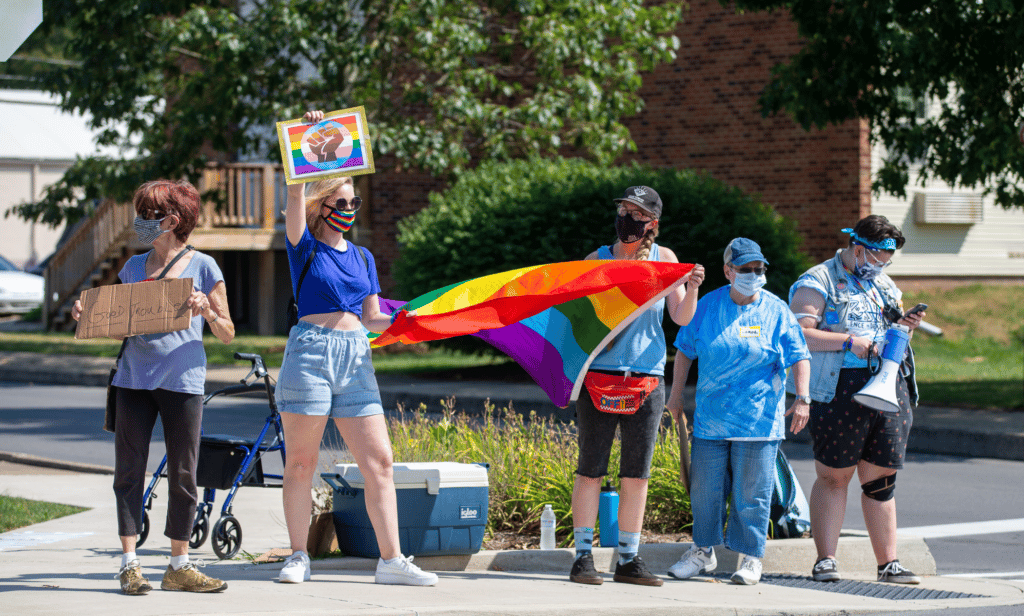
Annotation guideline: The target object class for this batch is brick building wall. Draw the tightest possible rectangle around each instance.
[365,1,871,296]
[622,0,871,262]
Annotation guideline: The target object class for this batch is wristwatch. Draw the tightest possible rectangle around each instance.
[795,395,812,404]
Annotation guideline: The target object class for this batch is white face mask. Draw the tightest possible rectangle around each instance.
[732,271,767,297]
[853,250,886,280]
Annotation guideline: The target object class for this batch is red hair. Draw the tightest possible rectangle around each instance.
[133,180,200,243]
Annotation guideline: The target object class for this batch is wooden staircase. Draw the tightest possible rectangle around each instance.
[45,198,137,331]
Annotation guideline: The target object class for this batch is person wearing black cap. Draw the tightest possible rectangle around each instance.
[788,215,925,585]
[567,186,705,587]
[665,237,811,586]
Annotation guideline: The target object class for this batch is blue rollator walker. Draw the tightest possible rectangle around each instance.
[135,352,285,559]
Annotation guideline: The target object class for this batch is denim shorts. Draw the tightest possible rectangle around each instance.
[575,372,665,480]
[275,322,384,418]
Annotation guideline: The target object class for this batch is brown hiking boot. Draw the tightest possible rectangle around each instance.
[118,560,152,595]
[160,562,228,592]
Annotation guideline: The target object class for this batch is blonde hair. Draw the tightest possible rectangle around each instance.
[305,176,355,240]
[615,226,659,261]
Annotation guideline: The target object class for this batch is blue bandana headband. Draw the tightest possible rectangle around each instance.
[842,228,897,251]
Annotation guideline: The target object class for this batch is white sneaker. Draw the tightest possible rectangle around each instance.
[278,551,311,583]
[667,546,716,579]
[731,554,762,585]
[375,555,438,586]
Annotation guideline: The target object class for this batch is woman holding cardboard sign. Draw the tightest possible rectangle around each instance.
[71,179,235,595]
[273,110,437,587]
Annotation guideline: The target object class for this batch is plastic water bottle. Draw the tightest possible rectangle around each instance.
[599,481,619,547]
[539,504,556,550]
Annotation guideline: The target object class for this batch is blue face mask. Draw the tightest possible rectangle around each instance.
[133,216,168,244]
[732,272,767,296]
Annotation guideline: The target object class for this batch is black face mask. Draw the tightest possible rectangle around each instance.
[615,213,648,243]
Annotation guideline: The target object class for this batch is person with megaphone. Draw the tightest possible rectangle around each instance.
[787,215,926,585]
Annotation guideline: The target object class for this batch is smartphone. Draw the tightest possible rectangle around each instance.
[905,303,928,317]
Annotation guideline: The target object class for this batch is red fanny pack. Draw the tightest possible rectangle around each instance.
[584,372,659,414]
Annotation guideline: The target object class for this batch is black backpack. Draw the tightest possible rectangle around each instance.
[287,242,370,329]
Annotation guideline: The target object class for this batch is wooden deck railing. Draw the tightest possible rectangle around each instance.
[44,163,286,327]
[198,163,285,229]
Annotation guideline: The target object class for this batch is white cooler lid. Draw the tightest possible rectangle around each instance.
[332,461,489,494]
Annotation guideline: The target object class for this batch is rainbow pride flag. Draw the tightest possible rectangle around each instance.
[287,115,365,176]
[374,260,693,407]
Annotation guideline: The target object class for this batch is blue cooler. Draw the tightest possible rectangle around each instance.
[323,462,489,558]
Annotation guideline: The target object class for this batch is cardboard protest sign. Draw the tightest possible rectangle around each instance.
[276,106,376,185]
[75,278,193,339]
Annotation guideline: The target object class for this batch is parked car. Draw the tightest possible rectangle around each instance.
[0,255,45,315]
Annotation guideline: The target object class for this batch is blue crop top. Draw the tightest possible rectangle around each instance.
[287,227,381,318]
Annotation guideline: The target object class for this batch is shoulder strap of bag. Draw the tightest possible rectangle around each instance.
[295,242,318,298]
[355,244,369,271]
[156,245,195,281]
[116,245,194,358]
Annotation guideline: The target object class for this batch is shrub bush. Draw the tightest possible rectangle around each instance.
[394,156,812,303]
[381,400,692,546]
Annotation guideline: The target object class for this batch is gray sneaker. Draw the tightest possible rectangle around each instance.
[877,560,921,584]
[812,557,840,582]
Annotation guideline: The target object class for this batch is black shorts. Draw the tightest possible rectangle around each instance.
[809,368,913,470]
[575,373,665,480]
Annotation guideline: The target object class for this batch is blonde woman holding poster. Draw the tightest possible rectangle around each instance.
[274,110,436,587]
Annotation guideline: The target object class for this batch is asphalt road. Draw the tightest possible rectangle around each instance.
[2,381,1023,585]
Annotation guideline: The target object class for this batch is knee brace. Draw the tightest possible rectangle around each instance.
[862,473,896,502]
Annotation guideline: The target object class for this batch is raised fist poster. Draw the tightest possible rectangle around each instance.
[276,106,376,184]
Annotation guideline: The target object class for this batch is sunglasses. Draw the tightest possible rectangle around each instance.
[731,264,768,275]
[616,204,654,222]
[327,196,361,211]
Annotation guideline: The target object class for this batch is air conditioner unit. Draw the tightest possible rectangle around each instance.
[913,192,983,224]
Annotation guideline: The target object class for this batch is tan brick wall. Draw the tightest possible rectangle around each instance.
[366,1,871,295]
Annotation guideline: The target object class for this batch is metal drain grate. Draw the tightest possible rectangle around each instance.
[758,573,990,600]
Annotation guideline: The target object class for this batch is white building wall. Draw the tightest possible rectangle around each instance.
[871,139,1024,279]
[0,89,126,270]
[0,161,68,269]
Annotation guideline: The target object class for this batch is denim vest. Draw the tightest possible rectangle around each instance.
[786,250,909,403]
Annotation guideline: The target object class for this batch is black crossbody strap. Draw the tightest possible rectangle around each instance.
[116,245,193,360]
[295,242,318,300]
[155,244,195,281]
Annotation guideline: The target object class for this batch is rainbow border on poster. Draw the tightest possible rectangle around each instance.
[276,106,376,185]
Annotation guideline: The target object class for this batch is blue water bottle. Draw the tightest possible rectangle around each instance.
[599,481,619,547]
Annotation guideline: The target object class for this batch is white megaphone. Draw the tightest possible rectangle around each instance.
[852,323,910,415]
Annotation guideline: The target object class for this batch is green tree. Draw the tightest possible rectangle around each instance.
[11,0,684,227]
[732,0,1024,209]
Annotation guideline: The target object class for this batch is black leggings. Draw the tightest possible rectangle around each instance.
[113,387,203,542]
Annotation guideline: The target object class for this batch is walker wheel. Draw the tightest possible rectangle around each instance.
[137,512,150,548]
[189,511,210,549]
[211,515,242,560]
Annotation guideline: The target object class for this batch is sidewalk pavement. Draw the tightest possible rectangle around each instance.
[2,350,1023,460]
[3,462,1023,616]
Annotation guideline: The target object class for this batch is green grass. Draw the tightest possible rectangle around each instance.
[0,494,88,532]
[901,285,1024,410]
